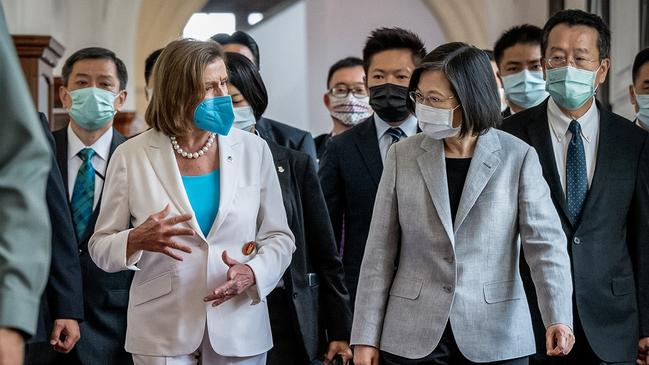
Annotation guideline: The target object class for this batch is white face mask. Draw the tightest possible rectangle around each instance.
[233,106,256,133]
[328,94,373,126]
[415,101,461,140]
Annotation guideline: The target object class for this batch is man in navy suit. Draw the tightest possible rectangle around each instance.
[319,27,426,307]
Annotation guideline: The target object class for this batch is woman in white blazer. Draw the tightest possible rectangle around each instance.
[88,39,295,365]
[351,43,575,365]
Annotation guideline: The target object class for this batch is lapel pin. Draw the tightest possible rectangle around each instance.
[227,156,232,162]
[277,166,285,173]
[242,241,257,256]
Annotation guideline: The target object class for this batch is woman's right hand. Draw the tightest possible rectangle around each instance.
[353,345,379,365]
[126,204,195,261]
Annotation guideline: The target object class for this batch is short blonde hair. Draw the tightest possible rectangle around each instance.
[145,38,225,137]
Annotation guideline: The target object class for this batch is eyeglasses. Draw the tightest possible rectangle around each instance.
[329,86,368,98]
[408,91,456,107]
[546,55,598,69]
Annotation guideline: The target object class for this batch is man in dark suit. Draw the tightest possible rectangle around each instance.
[211,31,318,162]
[501,10,649,365]
[319,27,426,307]
[38,47,133,365]
[315,57,371,162]
[26,114,84,363]
[629,47,649,131]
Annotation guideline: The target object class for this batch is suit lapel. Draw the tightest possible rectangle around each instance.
[353,116,383,186]
[453,129,502,232]
[206,133,241,239]
[577,107,613,227]
[144,130,204,240]
[526,102,571,225]
[417,137,454,245]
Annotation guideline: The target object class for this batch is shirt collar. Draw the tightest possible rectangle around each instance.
[547,97,599,143]
[67,125,113,161]
[374,113,418,140]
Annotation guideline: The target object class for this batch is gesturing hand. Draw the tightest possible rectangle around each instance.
[546,324,575,356]
[637,337,649,365]
[204,251,256,307]
[127,204,195,261]
[324,341,353,364]
[353,345,379,365]
[50,319,80,353]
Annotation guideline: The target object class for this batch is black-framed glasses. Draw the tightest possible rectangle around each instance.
[329,85,368,98]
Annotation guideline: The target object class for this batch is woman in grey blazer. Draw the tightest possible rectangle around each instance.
[351,43,575,365]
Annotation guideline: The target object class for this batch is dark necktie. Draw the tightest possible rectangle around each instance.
[386,127,406,145]
[71,148,96,239]
[566,120,588,223]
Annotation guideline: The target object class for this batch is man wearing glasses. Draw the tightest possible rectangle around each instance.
[502,9,649,365]
[316,57,372,161]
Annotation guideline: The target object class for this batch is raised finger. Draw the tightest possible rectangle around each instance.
[204,280,236,301]
[153,204,171,219]
[162,240,193,254]
[160,247,185,261]
[162,213,193,226]
[164,227,195,237]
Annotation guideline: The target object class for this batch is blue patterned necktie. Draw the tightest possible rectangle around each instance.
[71,148,96,239]
[566,120,588,223]
[386,127,406,145]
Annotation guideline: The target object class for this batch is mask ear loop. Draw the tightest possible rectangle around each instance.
[592,61,604,94]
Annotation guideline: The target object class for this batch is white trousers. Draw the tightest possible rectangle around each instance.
[132,326,267,365]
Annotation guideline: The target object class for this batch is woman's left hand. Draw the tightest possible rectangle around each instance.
[324,341,353,364]
[204,251,256,306]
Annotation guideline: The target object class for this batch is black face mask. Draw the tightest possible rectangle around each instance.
[369,83,411,123]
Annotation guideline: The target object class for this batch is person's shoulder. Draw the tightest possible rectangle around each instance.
[329,116,374,146]
[500,100,548,134]
[490,128,531,153]
[262,117,310,138]
[602,109,648,143]
[114,128,154,153]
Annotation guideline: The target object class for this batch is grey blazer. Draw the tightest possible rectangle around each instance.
[350,128,573,362]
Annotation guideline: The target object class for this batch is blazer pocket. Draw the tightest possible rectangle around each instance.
[483,280,524,303]
[611,276,635,296]
[131,272,172,306]
[389,276,423,300]
[104,289,130,309]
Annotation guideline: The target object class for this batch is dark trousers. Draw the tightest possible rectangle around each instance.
[380,323,528,365]
[25,343,83,365]
[266,287,311,365]
[529,311,634,365]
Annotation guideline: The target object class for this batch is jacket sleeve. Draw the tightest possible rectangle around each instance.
[518,146,573,330]
[318,139,345,251]
[40,114,84,321]
[0,3,52,337]
[245,142,296,303]
[349,145,400,347]
[299,154,352,342]
[629,133,649,338]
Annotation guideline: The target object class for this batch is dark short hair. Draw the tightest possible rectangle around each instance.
[225,52,268,121]
[542,9,610,60]
[144,48,163,85]
[211,31,260,68]
[326,57,363,88]
[494,24,543,66]
[407,42,501,138]
[62,47,128,90]
[362,27,426,73]
[632,48,649,84]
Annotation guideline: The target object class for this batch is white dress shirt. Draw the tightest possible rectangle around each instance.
[375,113,419,161]
[547,97,600,193]
[67,125,113,209]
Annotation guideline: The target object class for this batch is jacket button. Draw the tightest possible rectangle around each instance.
[573,237,581,245]
[78,249,83,253]
[443,285,453,293]
[292,292,298,299]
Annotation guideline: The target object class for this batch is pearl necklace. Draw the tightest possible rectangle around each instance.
[170,133,216,159]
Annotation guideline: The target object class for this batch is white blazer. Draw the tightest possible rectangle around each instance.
[88,128,295,357]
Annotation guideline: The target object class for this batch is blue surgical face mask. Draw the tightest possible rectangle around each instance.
[194,95,235,135]
[502,70,549,109]
[546,65,600,110]
[233,106,256,133]
[636,94,649,129]
[67,87,118,130]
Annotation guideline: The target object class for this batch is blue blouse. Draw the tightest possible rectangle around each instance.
[181,169,220,236]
